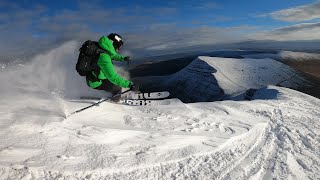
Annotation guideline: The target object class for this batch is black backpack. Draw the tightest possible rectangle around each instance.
[76,40,107,76]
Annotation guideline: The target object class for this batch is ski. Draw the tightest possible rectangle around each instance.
[79,91,170,101]
[122,91,170,100]
[76,91,170,106]
[122,99,160,106]
[72,98,165,106]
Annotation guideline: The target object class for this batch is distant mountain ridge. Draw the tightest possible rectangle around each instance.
[133,56,312,102]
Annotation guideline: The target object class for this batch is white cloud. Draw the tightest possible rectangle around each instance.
[3,0,320,59]
[0,0,252,58]
[125,26,248,54]
[252,22,320,41]
[270,2,320,22]
[147,44,169,50]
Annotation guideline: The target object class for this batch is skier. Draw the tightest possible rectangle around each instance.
[85,33,139,101]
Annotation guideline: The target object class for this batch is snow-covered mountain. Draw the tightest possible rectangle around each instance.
[0,42,319,179]
[135,56,312,102]
[241,50,320,81]
[242,50,320,62]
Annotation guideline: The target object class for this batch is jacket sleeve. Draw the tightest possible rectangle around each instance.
[110,51,125,61]
[97,53,132,88]
[98,36,125,61]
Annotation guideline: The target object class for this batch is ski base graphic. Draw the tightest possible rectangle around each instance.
[123,99,153,106]
[122,91,170,100]
[78,91,170,106]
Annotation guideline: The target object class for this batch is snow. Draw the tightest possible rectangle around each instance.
[135,55,311,102]
[279,50,320,62]
[0,42,319,179]
[242,50,320,62]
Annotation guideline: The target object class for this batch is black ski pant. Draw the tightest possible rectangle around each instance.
[95,80,122,102]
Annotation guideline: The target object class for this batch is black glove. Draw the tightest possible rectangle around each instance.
[129,83,139,92]
[124,56,131,62]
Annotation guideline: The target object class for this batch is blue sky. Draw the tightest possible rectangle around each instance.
[1,0,320,56]
[2,0,315,29]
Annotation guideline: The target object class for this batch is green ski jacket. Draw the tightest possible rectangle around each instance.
[86,36,132,89]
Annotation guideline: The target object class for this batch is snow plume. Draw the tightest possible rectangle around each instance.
[113,49,133,80]
[0,41,103,99]
[0,41,108,125]
[0,40,136,119]
[115,49,133,80]
[120,49,134,58]
[114,65,131,80]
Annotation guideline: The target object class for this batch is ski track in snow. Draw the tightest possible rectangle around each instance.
[0,44,319,179]
[1,86,319,179]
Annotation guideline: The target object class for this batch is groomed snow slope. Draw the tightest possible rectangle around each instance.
[0,42,319,179]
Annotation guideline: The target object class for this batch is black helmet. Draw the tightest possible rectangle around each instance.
[107,33,124,50]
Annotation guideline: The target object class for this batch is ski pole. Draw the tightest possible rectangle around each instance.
[65,89,131,118]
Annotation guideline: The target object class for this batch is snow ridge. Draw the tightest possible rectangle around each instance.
[136,56,311,102]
